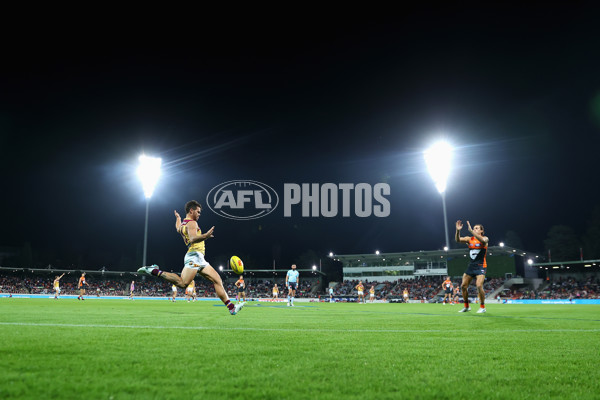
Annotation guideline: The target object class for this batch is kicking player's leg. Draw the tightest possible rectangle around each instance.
[199,265,243,315]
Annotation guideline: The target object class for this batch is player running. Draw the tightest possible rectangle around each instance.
[53,273,65,299]
[286,264,299,307]
[137,200,244,315]
[441,277,453,305]
[455,220,489,313]
[129,280,135,300]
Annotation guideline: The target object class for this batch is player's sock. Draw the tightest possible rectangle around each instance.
[224,299,235,312]
[150,268,162,277]
[480,304,485,309]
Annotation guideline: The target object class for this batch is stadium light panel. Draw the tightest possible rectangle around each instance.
[137,155,162,199]
[424,141,452,194]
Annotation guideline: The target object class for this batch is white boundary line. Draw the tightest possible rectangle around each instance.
[0,322,598,333]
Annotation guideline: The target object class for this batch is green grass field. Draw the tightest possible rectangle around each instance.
[1,299,599,399]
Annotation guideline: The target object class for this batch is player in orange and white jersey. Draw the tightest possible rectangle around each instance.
[77,273,87,300]
[235,275,246,303]
[441,277,453,305]
[455,220,488,313]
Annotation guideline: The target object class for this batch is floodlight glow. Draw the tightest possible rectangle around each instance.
[219,265,223,271]
[329,252,334,257]
[375,250,380,255]
[137,155,162,198]
[424,141,453,194]
[499,242,505,247]
[443,246,449,251]
[527,259,533,265]
[312,265,317,270]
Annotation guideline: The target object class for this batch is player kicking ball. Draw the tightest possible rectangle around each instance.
[455,220,488,314]
[137,200,244,315]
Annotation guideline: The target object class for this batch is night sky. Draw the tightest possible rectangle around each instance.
[2,6,599,270]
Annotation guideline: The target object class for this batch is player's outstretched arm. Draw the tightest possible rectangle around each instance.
[467,221,488,244]
[455,220,469,243]
[174,210,182,233]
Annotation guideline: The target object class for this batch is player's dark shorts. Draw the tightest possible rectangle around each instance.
[465,262,486,277]
[237,287,245,293]
[288,282,297,290]
[444,289,452,294]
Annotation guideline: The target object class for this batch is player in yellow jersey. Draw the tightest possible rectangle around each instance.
[137,200,244,315]
[403,288,409,303]
[355,281,365,304]
[171,284,177,302]
[185,280,195,302]
[53,273,65,299]
[272,284,279,302]
[369,285,375,303]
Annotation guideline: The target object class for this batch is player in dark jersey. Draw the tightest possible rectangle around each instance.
[455,220,488,313]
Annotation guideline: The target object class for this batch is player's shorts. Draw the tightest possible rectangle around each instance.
[445,289,452,294]
[273,292,278,296]
[55,288,61,293]
[288,282,297,290]
[184,251,210,271]
[237,288,245,293]
[357,291,364,296]
[370,293,375,298]
[186,288,193,295]
[465,262,486,277]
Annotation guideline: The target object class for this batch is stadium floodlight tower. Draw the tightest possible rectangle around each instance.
[137,154,162,268]
[424,141,453,251]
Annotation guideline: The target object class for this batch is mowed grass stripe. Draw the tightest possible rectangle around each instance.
[1,322,599,333]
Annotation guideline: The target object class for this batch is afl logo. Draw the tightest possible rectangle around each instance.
[206,180,279,220]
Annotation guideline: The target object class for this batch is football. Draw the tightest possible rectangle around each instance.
[230,256,244,274]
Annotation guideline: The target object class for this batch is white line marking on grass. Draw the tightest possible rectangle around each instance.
[1,322,599,334]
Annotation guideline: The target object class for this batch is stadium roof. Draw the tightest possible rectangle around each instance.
[330,246,540,265]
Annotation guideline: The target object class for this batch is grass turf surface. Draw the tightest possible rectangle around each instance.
[1,299,599,399]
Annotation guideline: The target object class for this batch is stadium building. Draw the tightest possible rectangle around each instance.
[331,245,540,282]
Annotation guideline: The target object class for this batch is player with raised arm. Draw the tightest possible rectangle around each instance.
[137,200,244,315]
[53,273,65,299]
[455,220,489,313]
[286,264,299,307]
